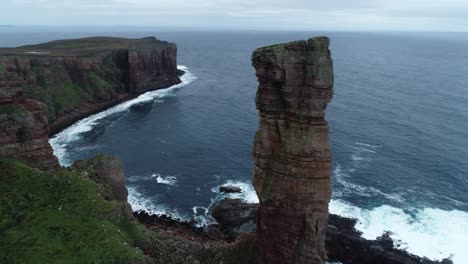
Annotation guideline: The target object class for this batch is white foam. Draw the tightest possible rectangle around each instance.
[351,146,376,153]
[330,199,467,263]
[152,173,177,186]
[211,180,259,204]
[127,185,189,220]
[355,141,381,148]
[49,65,197,166]
[334,165,404,203]
[192,205,216,228]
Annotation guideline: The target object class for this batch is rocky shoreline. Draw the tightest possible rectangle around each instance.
[212,198,453,264]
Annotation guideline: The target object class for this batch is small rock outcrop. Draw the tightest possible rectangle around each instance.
[212,198,257,239]
[0,36,181,134]
[251,37,334,263]
[73,156,134,221]
[219,186,243,193]
[0,95,58,169]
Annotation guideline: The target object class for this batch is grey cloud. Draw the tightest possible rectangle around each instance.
[3,0,468,31]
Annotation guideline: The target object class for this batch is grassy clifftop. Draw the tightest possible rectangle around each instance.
[0,36,171,57]
[0,159,150,263]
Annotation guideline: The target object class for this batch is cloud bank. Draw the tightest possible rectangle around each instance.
[3,0,468,31]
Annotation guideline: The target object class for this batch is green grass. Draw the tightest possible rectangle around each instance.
[0,104,27,115]
[31,65,45,76]
[0,63,6,75]
[88,72,118,100]
[49,82,84,114]
[0,36,172,57]
[0,159,147,264]
[252,43,287,63]
[24,85,57,121]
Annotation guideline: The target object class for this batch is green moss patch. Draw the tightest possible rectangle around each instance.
[0,104,27,115]
[252,43,287,63]
[24,85,57,121]
[0,159,147,264]
[49,82,84,114]
[0,64,6,76]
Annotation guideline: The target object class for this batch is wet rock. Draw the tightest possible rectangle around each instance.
[219,186,242,193]
[212,198,257,239]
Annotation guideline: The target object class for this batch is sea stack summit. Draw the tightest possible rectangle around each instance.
[251,37,334,263]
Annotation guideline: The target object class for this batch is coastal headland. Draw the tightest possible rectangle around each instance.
[0,36,453,264]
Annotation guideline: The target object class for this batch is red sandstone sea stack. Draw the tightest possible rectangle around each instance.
[251,36,334,264]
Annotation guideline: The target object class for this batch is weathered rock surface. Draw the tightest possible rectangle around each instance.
[251,37,334,263]
[0,36,181,134]
[73,156,134,221]
[0,95,58,169]
[212,198,257,239]
[212,199,452,264]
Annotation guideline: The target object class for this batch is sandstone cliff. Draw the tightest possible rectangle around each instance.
[0,96,58,169]
[0,36,180,134]
[251,37,334,264]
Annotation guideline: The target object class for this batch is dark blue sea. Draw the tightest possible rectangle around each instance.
[1,27,467,263]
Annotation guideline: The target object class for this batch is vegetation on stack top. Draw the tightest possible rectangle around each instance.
[0,158,149,264]
[0,36,171,57]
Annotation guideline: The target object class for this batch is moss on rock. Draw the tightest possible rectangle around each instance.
[0,63,6,76]
[0,104,27,115]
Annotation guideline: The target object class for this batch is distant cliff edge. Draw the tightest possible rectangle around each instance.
[0,36,182,134]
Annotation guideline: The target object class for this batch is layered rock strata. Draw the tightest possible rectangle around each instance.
[251,37,334,263]
[0,95,58,169]
[0,36,180,134]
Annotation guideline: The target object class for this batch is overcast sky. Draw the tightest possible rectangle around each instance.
[2,0,468,31]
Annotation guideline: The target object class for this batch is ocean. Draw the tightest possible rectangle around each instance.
[1,27,467,263]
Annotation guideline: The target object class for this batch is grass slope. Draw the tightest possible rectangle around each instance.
[0,159,147,264]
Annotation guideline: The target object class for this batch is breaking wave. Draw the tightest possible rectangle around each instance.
[231,179,465,263]
[154,174,177,186]
[127,186,189,220]
[126,173,178,186]
[330,199,466,263]
[49,65,197,166]
[211,180,259,204]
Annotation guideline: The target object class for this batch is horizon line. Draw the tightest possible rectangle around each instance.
[0,25,467,34]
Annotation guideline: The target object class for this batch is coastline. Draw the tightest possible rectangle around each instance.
[49,77,183,136]
[49,65,194,167]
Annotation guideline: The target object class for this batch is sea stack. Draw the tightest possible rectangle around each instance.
[251,37,334,263]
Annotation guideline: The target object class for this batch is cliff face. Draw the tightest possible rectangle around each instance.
[0,37,180,134]
[251,37,334,263]
[0,96,58,169]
